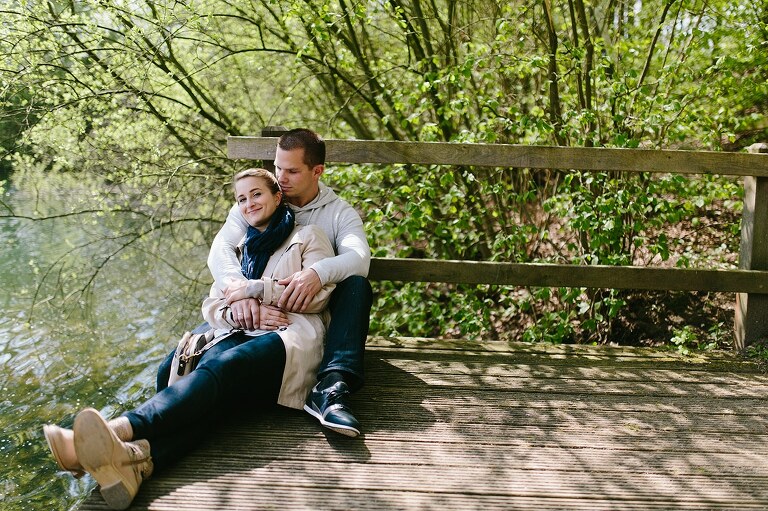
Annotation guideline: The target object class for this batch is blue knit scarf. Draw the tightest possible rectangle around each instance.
[240,204,295,279]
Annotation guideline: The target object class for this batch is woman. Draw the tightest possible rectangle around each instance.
[42,168,335,510]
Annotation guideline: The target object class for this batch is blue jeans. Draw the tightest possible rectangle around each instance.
[320,276,372,391]
[129,332,285,471]
[157,276,373,394]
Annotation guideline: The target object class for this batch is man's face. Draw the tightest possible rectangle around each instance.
[274,146,323,207]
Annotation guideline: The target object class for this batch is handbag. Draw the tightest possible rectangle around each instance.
[168,329,219,386]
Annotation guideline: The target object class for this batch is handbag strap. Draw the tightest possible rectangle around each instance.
[179,328,235,360]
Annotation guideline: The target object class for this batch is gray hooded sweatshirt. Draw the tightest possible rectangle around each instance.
[208,183,371,287]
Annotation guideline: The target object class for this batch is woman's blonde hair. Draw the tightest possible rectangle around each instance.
[232,168,280,196]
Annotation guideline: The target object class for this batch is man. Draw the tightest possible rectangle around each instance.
[207,128,372,437]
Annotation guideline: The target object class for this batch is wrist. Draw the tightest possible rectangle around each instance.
[245,280,264,299]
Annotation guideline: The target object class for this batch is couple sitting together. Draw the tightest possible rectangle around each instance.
[42,128,373,510]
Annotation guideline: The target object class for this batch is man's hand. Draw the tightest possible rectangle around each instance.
[278,269,322,312]
[229,298,260,330]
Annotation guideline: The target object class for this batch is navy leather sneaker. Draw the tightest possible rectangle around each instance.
[304,378,361,437]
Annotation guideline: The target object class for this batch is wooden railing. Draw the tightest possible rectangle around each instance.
[228,130,768,349]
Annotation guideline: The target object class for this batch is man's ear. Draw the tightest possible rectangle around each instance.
[312,164,325,179]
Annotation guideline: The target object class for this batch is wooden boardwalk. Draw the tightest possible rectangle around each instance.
[79,337,768,510]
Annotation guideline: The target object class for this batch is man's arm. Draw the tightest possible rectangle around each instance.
[236,225,336,314]
[308,205,370,285]
[208,203,248,286]
[279,207,370,312]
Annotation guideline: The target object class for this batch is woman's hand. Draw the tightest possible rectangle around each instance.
[229,298,260,330]
[259,304,290,330]
[228,300,290,331]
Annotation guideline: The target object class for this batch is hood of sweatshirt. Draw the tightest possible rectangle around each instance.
[289,183,338,224]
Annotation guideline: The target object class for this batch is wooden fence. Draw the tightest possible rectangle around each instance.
[228,130,768,349]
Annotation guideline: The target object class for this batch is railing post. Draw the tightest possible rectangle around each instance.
[260,126,288,172]
[735,142,768,350]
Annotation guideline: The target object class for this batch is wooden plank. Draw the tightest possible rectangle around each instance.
[736,143,768,347]
[366,357,768,385]
[210,421,768,457]
[125,460,768,503]
[354,394,768,432]
[380,370,768,398]
[364,337,764,374]
[368,257,768,293]
[174,426,768,469]
[365,336,725,360]
[78,339,768,511]
[227,136,768,176]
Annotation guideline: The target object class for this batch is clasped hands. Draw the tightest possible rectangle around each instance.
[223,268,322,331]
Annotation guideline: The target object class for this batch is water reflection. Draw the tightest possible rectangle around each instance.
[0,178,214,510]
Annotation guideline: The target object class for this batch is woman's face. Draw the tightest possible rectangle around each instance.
[235,176,282,231]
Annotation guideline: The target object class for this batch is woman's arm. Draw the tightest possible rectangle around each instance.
[201,288,240,331]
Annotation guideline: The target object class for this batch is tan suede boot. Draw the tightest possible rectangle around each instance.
[74,408,153,511]
[43,416,133,479]
[43,425,84,478]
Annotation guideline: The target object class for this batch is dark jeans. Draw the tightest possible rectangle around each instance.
[128,332,285,471]
[156,276,373,394]
[320,275,372,391]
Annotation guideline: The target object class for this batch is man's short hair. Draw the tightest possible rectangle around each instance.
[278,128,326,168]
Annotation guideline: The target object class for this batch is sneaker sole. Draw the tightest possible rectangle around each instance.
[303,404,360,437]
[73,408,136,510]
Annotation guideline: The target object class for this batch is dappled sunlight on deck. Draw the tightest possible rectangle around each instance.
[80,338,768,510]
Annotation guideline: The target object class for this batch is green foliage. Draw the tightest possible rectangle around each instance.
[670,325,719,355]
[745,339,768,371]
[0,0,762,347]
[546,172,742,268]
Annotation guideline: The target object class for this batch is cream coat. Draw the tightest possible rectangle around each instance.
[202,224,335,409]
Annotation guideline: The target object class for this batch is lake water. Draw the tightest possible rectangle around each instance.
[0,175,213,510]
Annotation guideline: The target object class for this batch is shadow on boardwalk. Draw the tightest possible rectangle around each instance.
[79,337,768,510]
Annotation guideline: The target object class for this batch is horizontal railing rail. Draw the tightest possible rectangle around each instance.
[367,258,768,293]
[228,136,768,176]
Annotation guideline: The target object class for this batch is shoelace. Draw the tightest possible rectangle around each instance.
[122,443,153,478]
[323,384,351,409]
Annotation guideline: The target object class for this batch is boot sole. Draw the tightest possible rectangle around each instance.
[43,425,85,478]
[73,408,136,510]
[303,404,360,437]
